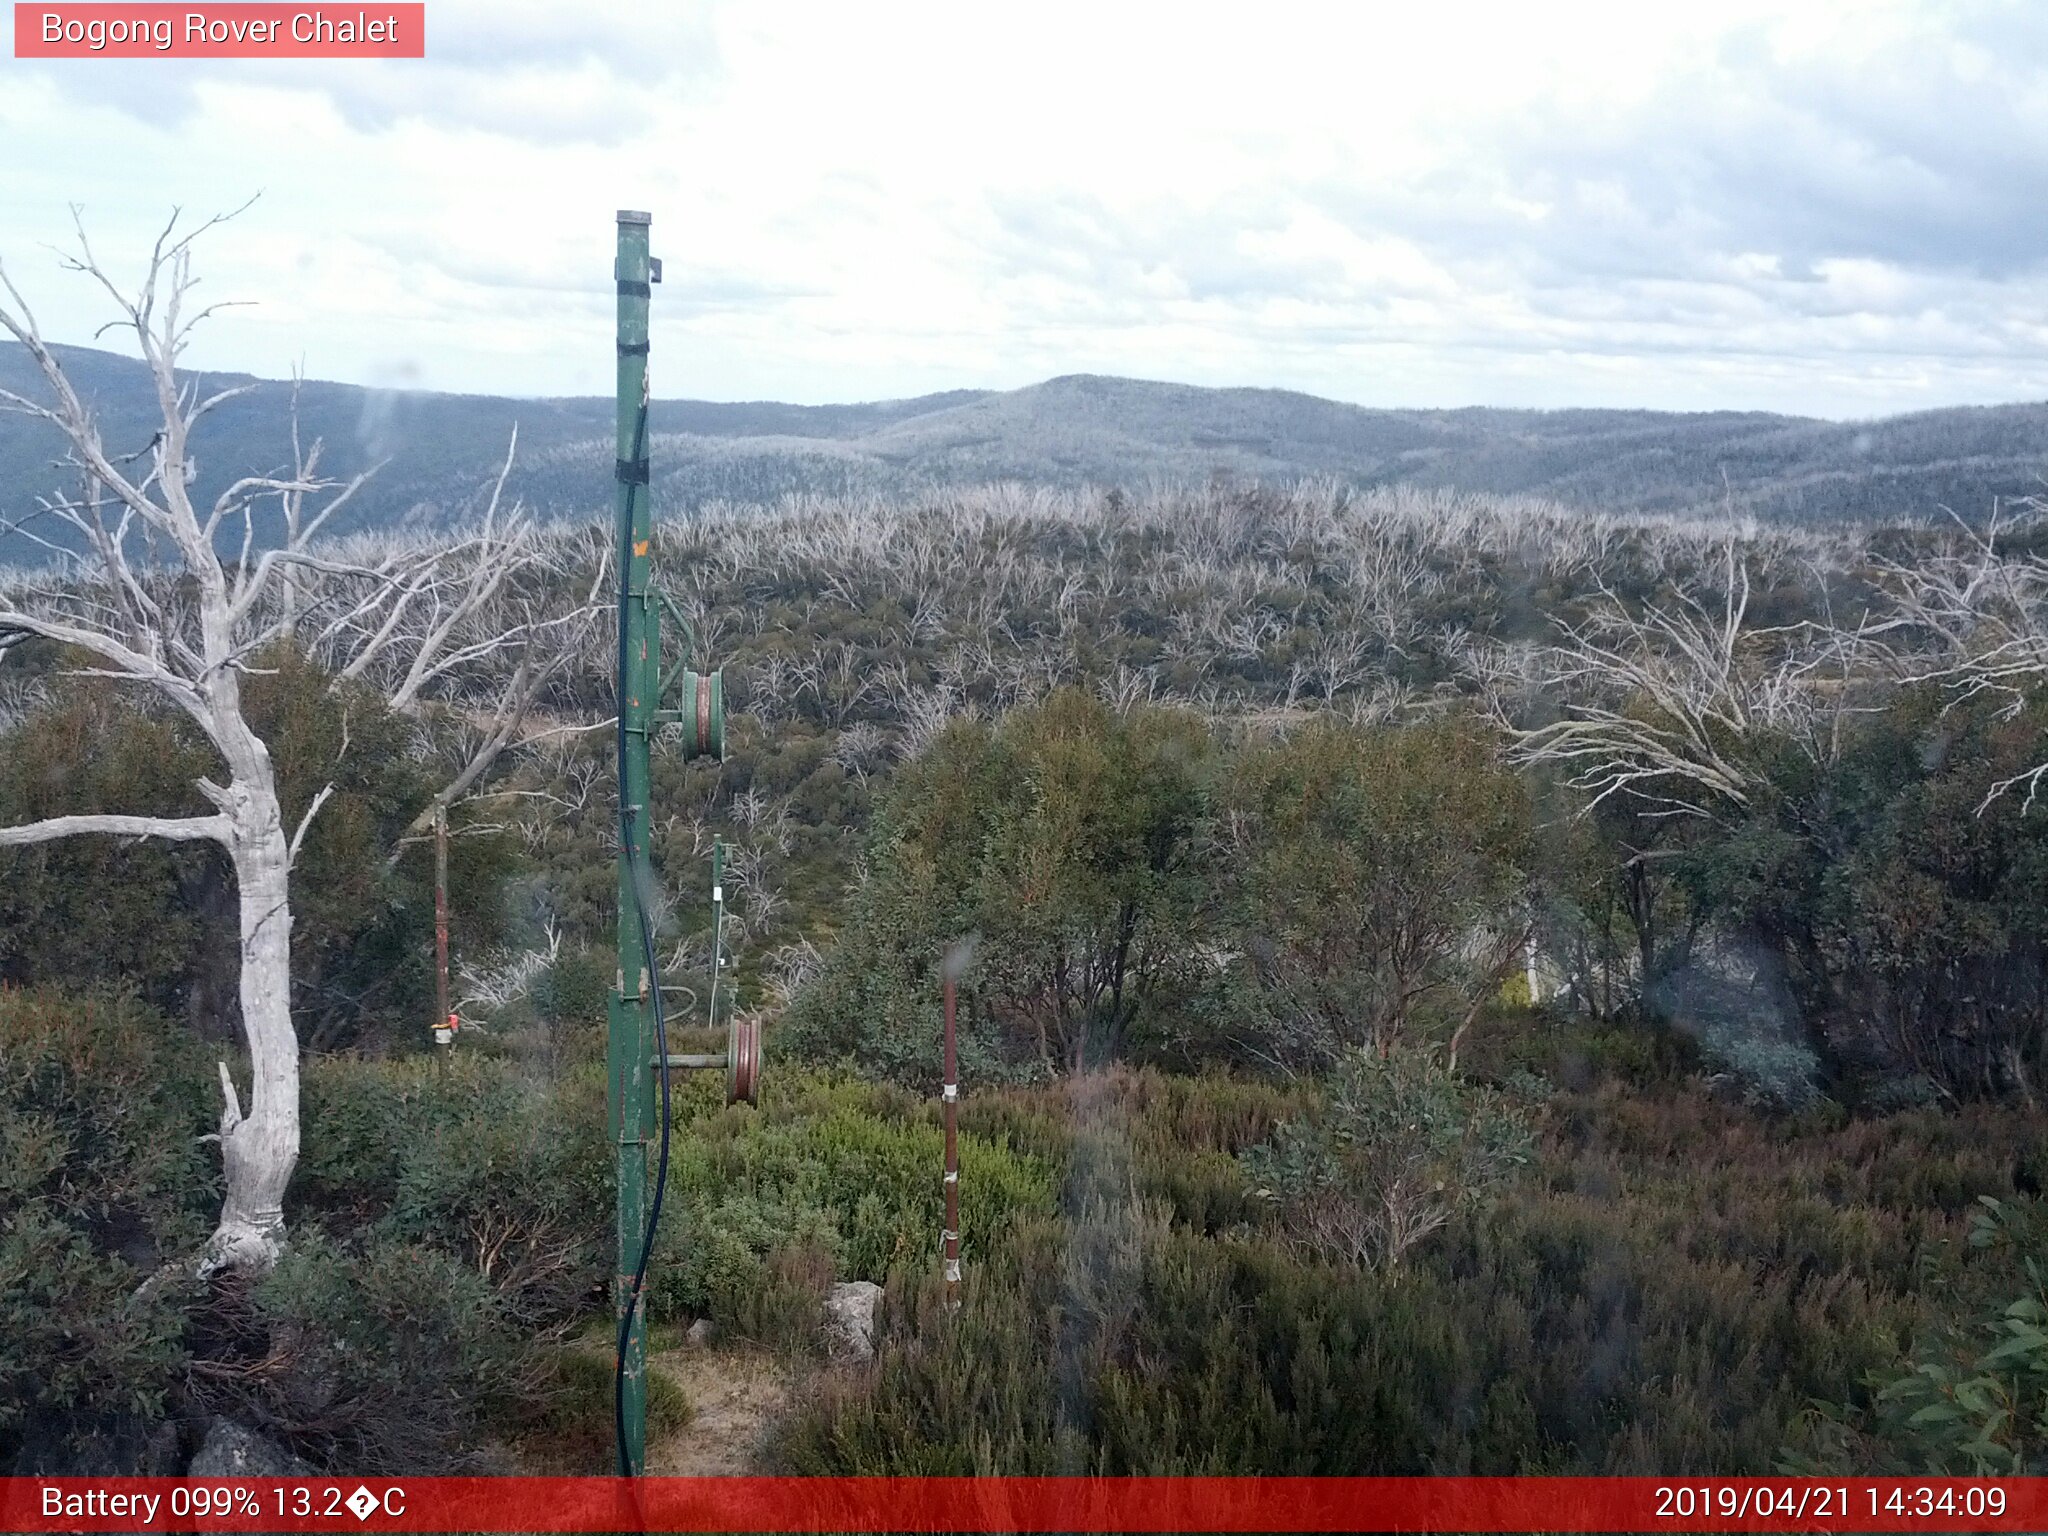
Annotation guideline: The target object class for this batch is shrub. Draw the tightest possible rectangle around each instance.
[0,988,211,1454]
[770,1056,2029,1476]
[648,1070,1058,1335]
[0,1207,191,1451]
[294,1053,610,1325]
[186,1229,544,1472]
[518,1342,692,1468]
[215,1051,616,1467]
[1794,1198,2048,1474]
[1240,1047,1533,1268]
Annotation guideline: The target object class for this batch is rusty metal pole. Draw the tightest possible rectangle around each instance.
[433,803,451,1047]
[942,969,960,1311]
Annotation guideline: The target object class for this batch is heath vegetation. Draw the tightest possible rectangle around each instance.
[5,232,2048,1475]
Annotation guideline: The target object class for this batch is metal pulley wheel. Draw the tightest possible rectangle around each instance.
[678,667,724,761]
[727,1013,761,1105]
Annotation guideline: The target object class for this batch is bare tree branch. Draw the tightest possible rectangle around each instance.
[0,811,229,846]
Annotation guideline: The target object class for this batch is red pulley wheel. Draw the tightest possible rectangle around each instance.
[727,1015,761,1105]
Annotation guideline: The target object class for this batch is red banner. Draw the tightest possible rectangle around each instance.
[13,4,424,58]
[1,1476,2042,1532]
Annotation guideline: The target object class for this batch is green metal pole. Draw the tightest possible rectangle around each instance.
[608,208,655,1477]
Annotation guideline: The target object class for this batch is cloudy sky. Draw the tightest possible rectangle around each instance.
[2,1,2044,418]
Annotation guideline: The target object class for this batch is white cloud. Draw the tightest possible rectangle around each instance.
[0,0,2043,417]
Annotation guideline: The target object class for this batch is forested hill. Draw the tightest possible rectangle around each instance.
[5,340,2046,562]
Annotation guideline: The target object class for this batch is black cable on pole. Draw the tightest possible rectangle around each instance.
[613,392,673,1479]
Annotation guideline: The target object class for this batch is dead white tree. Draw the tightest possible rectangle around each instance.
[302,454,607,844]
[829,719,893,780]
[1869,500,2048,810]
[1492,547,1858,1002]
[1500,549,1832,821]
[0,210,584,1275]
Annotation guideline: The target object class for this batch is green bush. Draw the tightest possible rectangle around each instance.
[0,988,210,1453]
[187,1229,542,1471]
[1240,1046,1532,1268]
[1793,1198,2048,1474]
[648,1069,1058,1336]
[770,1063,2032,1476]
[295,1052,610,1324]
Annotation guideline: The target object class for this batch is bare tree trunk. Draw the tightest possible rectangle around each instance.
[202,779,299,1274]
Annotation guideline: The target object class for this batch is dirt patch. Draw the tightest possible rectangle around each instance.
[645,1346,796,1476]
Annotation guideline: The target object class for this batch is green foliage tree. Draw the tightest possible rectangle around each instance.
[1218,716,1533,1066]
[1808,700,2048,1102]
[242,652,517,1052]
[974,691,1213,1072]
[0,649,516,1053]
[1693,690,2048,1102]
[0,684,216,1015]
[783,690,1213,1083]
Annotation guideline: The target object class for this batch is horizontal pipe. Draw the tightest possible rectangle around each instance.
[654,1053,728,1070]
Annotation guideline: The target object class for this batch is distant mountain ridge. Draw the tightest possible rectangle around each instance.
[4,341,2046,562]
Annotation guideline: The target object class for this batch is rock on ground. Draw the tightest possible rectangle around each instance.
[823,1280,883,1362]
[188,1418,316,1478]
